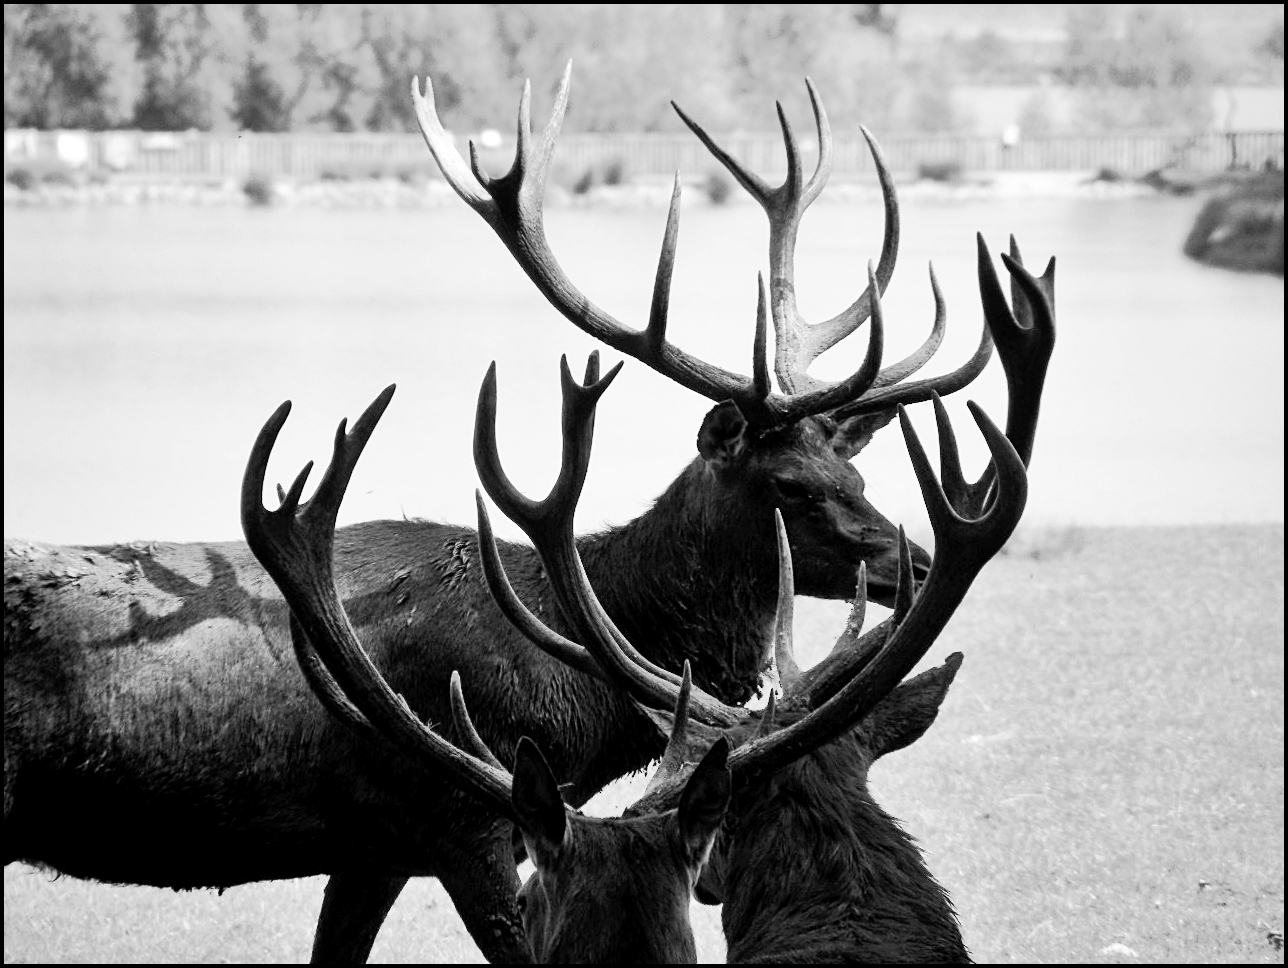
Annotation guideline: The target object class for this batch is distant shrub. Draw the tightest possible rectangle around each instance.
[5,159,80,189]
[600,157,626,186]
[571,168,596,195]
[5,167,36,191]
[704,170,733,205]
[243,173,274,207]
[916,160,963,183]
[393,163,420,185]
[41,167,74,187]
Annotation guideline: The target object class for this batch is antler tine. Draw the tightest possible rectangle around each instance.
[449,671,507,772]
[934,237,1056,518]
[672,86,995,427]
[474,355,622,543]
[242,389,517,816]
[986,234,1057,468]
[828,312,993,421]
[772,124,901,394]
[290,612,508,775]
[831,562,869,659]
[800,534,918,708]
[644,661,695,795]
[415,62,774,415]
[474,492,607,683]
[411,75,493,214]
[474,356,744,729]
[771,510,802,691]
[825,231,1048,424]
[287,612,381,743]
[675,82,901,410]
[241,386,395,595]
[801,78,833,206]
[727,397,1026,783]
[869,264,947,389]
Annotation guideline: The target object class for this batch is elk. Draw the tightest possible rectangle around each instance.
[4,68,1052,964]
[473,369,1032,963]
[252,340,1024,963]
[240,382,732,962]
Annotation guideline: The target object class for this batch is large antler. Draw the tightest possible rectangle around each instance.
[240,386,519,815]
[894,235,1056,518]
[672,81,991,411]
[555,390,1026,806]
[412,64,990,429]
[725,394,1026,782]
[474,352,747,729]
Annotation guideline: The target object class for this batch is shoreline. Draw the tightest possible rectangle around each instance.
[3,169,1178,209]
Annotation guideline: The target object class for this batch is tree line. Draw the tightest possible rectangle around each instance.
[4,4,1283,134]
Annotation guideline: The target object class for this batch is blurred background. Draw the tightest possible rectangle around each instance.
[3,4,1284,964]
[3,3,1284,546]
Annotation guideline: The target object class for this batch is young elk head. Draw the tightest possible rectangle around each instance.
[411,64,1056,608]
[475,349,1029,963]
[241,387,731,964]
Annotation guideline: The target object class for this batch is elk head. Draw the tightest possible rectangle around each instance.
[410,64,1060,608]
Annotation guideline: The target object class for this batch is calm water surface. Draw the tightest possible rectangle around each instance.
[4,194,1283,545]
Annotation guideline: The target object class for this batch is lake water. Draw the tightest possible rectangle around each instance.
[4,192,1283,547]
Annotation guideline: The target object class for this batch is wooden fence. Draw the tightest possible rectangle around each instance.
[4,127,1283,182]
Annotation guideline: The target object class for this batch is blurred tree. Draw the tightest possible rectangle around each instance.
[1056,4,1116,87]
[4,4,135,129]
[362,4,509,132]
[905,63,964,133]
[722,4,899,133]
[228,5,376,132]
[1058,5,1213,131]
[128,4,242,130]
[1017,88,1056,137]
[1257,15,1284,81]
[850,4,897,36]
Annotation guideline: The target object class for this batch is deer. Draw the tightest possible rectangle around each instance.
[256,325,1027,961]
[241,379,733,962]
[4,66,1053,963]
[469,358,1033,963]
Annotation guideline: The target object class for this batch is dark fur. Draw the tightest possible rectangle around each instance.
[4,411,925,963]
[695,663,971,964]
[516,740,730,964]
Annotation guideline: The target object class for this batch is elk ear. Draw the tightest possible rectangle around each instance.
[677,737,731,866]
[511,736,568,866]
[865,654,963,761]
[832,409,897,459]
[697,402,749,467]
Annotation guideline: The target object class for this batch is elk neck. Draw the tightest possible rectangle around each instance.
[575,455,780,707]
[720,734,970,964]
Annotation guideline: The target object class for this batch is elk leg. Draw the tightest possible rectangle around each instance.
[309,872,408,964]
[437,836,530,964]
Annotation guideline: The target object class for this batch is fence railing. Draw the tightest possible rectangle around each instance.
[5,128,1284,181]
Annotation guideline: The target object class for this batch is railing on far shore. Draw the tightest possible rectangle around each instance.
[4,128,1284,182]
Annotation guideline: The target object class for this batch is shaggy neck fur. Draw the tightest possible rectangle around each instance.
[577,456,779,705]
[721,736,970,964]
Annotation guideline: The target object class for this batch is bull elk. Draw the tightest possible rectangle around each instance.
[474,365,1032,963]
[240,382,732,962]
[251,344,1024,962]
[4,66,1052,963]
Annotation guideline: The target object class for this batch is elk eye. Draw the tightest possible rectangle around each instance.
[774,479,812,503]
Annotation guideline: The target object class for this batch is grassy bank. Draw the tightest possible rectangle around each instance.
[4,523,1284,963]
